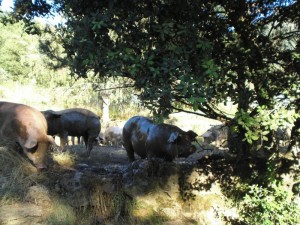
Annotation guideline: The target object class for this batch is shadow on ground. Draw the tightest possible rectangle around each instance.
[0,144,242,225]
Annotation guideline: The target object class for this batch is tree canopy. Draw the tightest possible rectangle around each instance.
[7,0,300,153]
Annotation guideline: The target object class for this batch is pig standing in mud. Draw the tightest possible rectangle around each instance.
[0,101,55,170]
[42,108,101,156]
[122,116,198,162]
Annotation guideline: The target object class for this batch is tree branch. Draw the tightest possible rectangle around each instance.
[170,106,207,117]
[95,84,135,92]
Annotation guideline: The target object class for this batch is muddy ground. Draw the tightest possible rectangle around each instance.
[68,144,129,168]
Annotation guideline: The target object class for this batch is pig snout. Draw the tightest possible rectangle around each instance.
[190,144,197,153]
[30,158,47,171]
[36,163,47,171]
[178,144,196,157]
[26,154,47,171]
[24,148,48,171]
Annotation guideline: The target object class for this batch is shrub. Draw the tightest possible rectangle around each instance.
[239,182,300,225]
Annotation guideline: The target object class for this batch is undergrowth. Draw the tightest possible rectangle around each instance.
[239,182,300,225]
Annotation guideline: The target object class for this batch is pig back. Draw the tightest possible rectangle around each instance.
[145,124,181,158]
[123,116,155,157]
[146,123,197,160]
[0,101,54,169]
[0,101,48,142]
[53,109,100,137]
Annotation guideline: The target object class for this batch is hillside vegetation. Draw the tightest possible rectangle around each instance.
[0,19,143,121]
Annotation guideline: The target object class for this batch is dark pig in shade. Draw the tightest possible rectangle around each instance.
[122,116,197,162]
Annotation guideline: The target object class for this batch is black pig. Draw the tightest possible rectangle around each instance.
[123,116,197,162]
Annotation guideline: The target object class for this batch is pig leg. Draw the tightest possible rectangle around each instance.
[59,137,67,148]
[59,132,68,149]
[124,142,135,162]
[82,135,91,156]
[71,136,75,145]
[82,135,88,146]
[86,137,96,156]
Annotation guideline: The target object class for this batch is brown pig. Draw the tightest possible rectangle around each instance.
[122,116,198,162]
[0,101,55,170]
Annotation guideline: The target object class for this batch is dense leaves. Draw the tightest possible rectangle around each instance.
[240,182,300,225]
[0,14,70,87]
[15,1,298,117]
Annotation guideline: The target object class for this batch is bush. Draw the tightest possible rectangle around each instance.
[239,182,300,225]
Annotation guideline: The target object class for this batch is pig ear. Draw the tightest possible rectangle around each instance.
[187,130,198,140]
[49,110,61,118]
[51,111,61,117]
[46,110,61,118]
[24,138,38,152]
[168,132,179,143]
[46,135,56,144]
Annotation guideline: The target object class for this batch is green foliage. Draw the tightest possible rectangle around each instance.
[20,0,298,123]
[0,21,31,80]
[14,0,52,21]
[0,13,72,87]
[239,182,300,225]
[11,1,299,123]
[0,12,140,118]
[235,106,299,146]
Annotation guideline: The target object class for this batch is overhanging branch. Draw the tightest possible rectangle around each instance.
[95,84,135,92]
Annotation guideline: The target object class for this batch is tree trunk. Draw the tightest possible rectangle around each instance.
[102,95,110,124]
[288,118,300,152]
